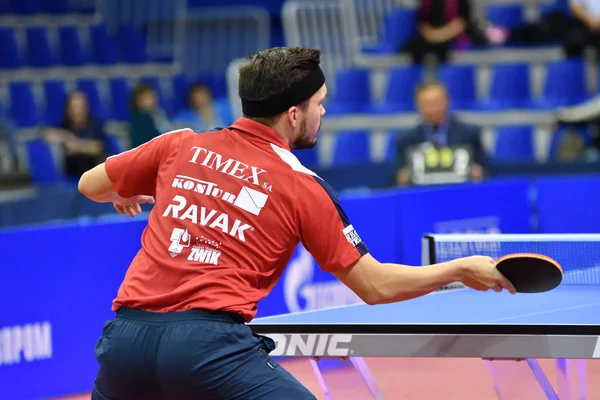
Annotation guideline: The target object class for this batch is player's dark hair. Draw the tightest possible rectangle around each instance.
[238,47,322,126]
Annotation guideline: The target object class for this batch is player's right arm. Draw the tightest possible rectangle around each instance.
[296,174,516,306]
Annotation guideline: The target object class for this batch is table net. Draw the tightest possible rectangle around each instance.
[423,234,600,287]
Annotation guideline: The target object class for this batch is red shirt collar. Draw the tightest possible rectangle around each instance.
[230,117,291,151]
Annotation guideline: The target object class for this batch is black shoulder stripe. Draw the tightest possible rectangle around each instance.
[312,176,369,255]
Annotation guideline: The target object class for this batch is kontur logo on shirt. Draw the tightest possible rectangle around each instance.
[172,175,269,216]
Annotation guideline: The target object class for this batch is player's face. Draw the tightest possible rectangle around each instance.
[291,85,327,150]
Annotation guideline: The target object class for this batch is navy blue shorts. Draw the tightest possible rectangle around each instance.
[92,307,316,400]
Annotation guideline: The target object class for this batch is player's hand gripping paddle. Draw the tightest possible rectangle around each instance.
[496,253,563,293]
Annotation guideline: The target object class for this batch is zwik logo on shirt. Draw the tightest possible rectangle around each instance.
[168,228,222,266]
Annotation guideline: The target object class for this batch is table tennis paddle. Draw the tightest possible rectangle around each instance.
[496,253,563,293]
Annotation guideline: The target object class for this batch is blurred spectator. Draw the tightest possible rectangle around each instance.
[0,110,19,171]
[563,0,600,57]
[556,94,600,160]
[129,83,172,148]
[395,81,487,186]
[491,9,578,51]
[174,84,224,132]
[42,91,107,178]
[401,0,490,64]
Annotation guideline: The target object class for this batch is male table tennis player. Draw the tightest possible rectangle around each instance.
[78,47,516,400]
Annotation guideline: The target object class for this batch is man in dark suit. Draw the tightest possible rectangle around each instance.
[395,81,487,186]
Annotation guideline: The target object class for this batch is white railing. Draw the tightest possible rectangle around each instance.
[282,0,358,96]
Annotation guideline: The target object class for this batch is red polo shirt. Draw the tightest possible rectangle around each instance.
[105,118,369,322]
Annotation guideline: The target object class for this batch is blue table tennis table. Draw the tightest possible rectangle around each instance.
[251,286,600,399]
[250,234,600,400]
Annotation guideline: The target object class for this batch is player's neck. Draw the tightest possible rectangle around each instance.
[269,120,294,147]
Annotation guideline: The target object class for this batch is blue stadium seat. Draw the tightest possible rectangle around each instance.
[77,79,106,120]
[26,26,54,67]
[9,81,39,127]
[0,27,21,69]
[384,130,400,161]
[58,26,86,66]
[332,130,371,165]
[39,0,68,13]
[481,63,531,110]
[486,4,525,29]
[26,139,63,184]
[104,135,122,156]
[0,0,9,13]
[437,64,477,110]
[214,98,233,127]
[109,78,130,121]
[43,80,68,125]
[172,74,190,113]
[493,125,535,161]
[117,25,148,64]
[540,0,571,18]
[528,59,588,109]
[378,65,424,112]
[197,74,228,100]
[363,8,417,54]
[90,25,118,65]
[548,126,591,160]
[327,68,372,114]
[292,148,319,169]
[10,0,39,14]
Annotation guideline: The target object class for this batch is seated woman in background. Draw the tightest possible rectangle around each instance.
[42,91,107,178]
[174,83,223,132]
[401,0,493,64]
[128,83,172,149]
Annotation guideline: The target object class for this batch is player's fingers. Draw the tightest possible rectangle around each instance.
[136,195,155,205]
[114,204,126,215]
[502,279,517,295]
[496,273,517,295]
[132,204,142,215]
[492,284,502,293]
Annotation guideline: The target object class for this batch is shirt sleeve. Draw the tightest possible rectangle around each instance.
[297,174,369,273]
[105,129,182,198]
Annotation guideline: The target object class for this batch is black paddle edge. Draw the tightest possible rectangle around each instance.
[249,324,600,335]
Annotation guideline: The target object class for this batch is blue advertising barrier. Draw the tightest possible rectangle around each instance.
[0,219,147,399]
[535,175,600,233]
[0,176,576,399]
[395,179,533,266]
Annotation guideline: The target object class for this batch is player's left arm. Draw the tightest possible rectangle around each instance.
[79,129,183,215]
[78,163,155,217]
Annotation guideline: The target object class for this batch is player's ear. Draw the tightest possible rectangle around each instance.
[287,106,298,127]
